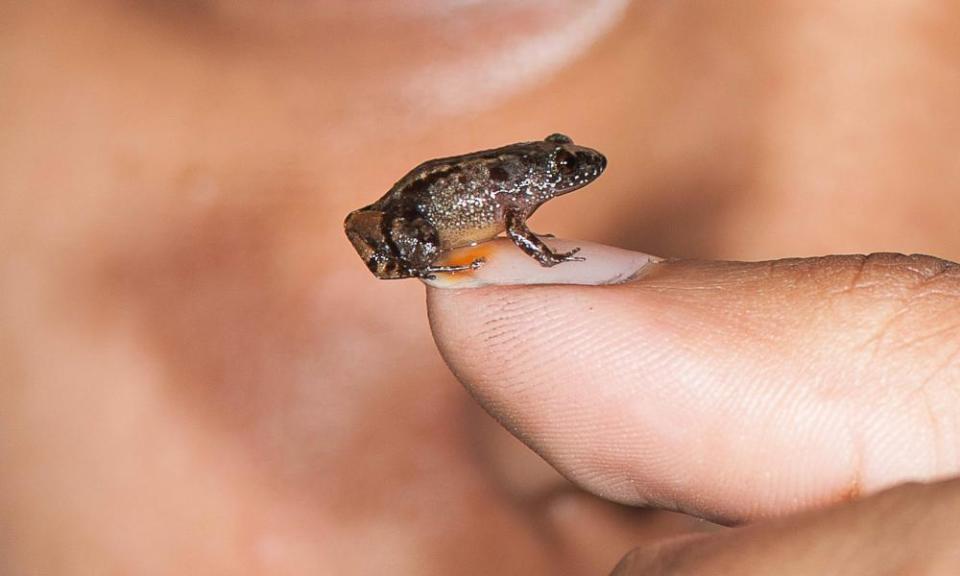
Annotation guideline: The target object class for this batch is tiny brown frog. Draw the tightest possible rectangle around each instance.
[344,133,607,279]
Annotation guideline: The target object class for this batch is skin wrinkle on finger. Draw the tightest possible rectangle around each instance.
[428,253,960,522]
[842,255,960,355]
[831,255,960,477]
[709,255,960,501]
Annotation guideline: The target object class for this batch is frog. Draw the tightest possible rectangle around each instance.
[344,133,607,279]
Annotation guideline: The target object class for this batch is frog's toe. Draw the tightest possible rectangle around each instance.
[536,248,584,267]
[559,247,583,261]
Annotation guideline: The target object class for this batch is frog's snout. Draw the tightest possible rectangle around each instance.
[577,148,607,178]
[590,151,607,174]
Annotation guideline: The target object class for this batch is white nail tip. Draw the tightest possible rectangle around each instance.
[421,238,657,289]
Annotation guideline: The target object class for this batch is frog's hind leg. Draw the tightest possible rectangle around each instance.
[505,210,583,267]
[420,258,486,279]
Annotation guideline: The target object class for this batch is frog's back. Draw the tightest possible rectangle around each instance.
[382,142,524,198]
[368,136,585,250]
[369,145,529,249]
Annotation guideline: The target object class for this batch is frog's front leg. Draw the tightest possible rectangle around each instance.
[505,209,583,267]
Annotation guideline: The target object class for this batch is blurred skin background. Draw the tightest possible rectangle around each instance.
[2,1,960,574]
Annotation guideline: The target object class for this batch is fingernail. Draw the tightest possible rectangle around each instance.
[421,238,659,288]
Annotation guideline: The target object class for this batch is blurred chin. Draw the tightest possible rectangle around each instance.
[201,0,630,117]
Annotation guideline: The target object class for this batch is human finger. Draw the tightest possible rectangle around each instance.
[427,240,960,521]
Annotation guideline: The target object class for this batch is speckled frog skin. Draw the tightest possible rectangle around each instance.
[344,133,607,279]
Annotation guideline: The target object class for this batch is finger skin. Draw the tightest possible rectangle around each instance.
[427,253,960,522]
[610,478,960,575]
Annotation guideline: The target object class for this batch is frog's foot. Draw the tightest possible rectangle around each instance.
[421,258,486,279]
[538,246,585,267]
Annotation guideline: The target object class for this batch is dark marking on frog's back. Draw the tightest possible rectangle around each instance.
[489,164,510,182]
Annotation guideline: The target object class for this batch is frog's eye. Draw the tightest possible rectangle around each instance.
[555,149,578,175]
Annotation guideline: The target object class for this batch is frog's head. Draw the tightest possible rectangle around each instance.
[539,133,607,196]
